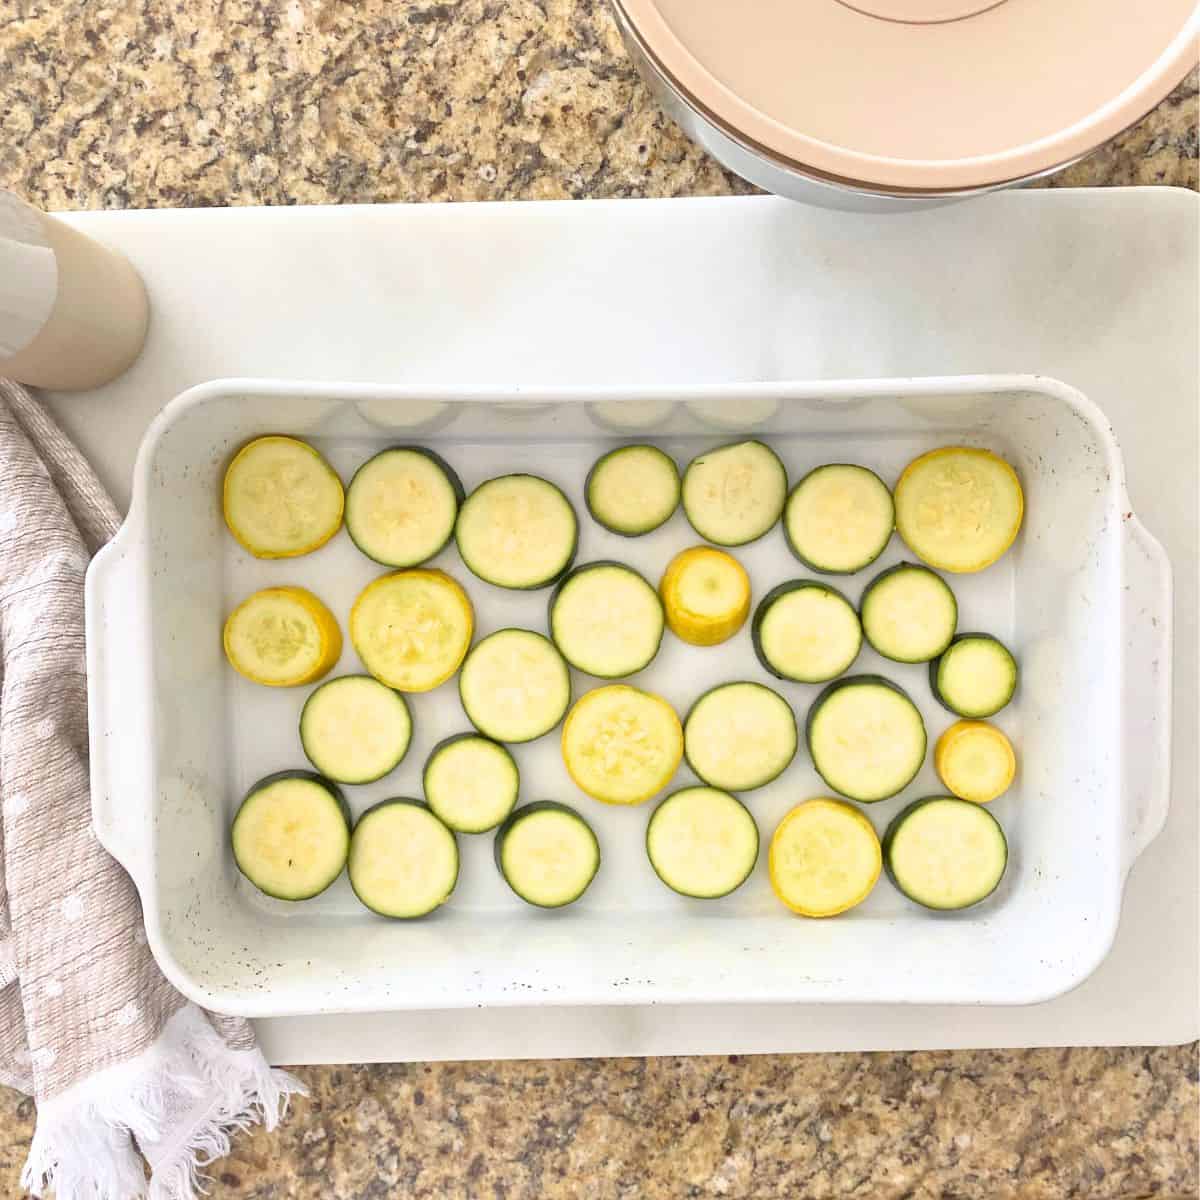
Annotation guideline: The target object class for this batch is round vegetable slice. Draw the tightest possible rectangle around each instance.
[930,634,1018,718]
[769,799,882,917]
[752,580,862,683]
[494,802,600,907]
[883,796,1008,910]
[223,586,342,687]
[659,545,751,646]
[344,446,463,568]
[423,733,520,833]
[549,562,664,678]
[860,563,957,663]
[231,770,350,900]
[585,444,680,535]
[348,798,459,918]
[894,446,1024,573]
[934,721,1016,803]
[350,568,474,693]
[681,440,787,546]
[222,435,344,559]
[455,474,578,589]
[459,629,571,742]
[806,675,927,802]
[562,685,683,806]
[783,464,893,573]
[300,675,412,784]
[683,682,797,792]
[646,787,759,898]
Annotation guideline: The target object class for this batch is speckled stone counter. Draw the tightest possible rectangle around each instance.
[1,3,1198,1197]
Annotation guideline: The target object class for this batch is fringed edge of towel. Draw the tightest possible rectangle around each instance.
[20,1002,306,1200]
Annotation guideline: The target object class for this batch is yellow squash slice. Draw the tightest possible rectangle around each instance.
[562,685,683,806]
[350,569,474,693]
[769,798,882,917]
[223,436,344,559]
[934,720,1016,804]
[659,546,751,646]
[893,447,1023,573]
[223,586,342,687]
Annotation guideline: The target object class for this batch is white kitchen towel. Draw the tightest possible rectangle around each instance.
[0,378,305,1199]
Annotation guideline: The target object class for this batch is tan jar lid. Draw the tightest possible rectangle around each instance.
[617,0,1199,191]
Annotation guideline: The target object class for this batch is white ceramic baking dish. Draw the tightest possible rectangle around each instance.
[86,374,1172,1017]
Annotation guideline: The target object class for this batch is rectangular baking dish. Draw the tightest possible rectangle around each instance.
[85,374,1172,1017]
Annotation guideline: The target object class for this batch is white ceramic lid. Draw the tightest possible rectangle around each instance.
[617,0,1199,190]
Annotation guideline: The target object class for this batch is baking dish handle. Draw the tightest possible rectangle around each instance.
[1119,514,1173,876]
[85,529,156,892]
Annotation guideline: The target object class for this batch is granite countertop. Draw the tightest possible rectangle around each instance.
[1,3,1197,1197]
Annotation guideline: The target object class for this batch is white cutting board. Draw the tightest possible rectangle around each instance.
[50,189,1198,1056]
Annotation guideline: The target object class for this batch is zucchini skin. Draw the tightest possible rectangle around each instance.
[682,682,797,791]
[548,561,665,678]
[751,580,860,682]
[805,675,926,802]
[859,562,957,663]
[882,796,1008,910]
[493,801,600,908]
[584,445,680,536]
[928,633,1018,717]
[456,474,578,590]
[783,464,893,574]
[349,797,459,918]
[345,446,465,567]
[681,440,787,547]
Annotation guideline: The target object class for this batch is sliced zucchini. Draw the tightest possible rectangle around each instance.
[350,568,474,693]
[423,733,520,833]
[751,580,862,683]
[807,675,926,803]
[883,796,1008,910]
[585,444,680,536]
[455,474,578,589]
[494,802,600,908]
[659,545,751,646]
[894,446,1024,573]
[860,563,957,663]
[783,464,893,574]
[459,629,571,742]
[344,446,464,568]
[549,562,664,678]
[223,586,342,687]
[646,786,759,899]
[930,634,1018,718]
[299,675,412,784]
[561,684,683,805]
[934,720,1016,804]
[223,435,344,559]
[769,799,882,917]
[231,770,350,901]
[348,798,459,918]
[681,440,787,546]
[683,682,797,792]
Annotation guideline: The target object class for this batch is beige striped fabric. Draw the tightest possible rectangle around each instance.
[0,380,301,1200]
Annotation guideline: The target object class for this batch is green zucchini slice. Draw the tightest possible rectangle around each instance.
[930,634,1018,718]
[883,796,1008,910]
[344,446,464,568]
[681,440,787,546]
[585,444,680,535]
[231,770,350,901]
[549,562,664,678]
[459,629,571,742]
[860,563,958,663]
[300,675,412,784]
[783,464,893,574]
[646,787,759,898]
[807,675,927,803]
[751,580,862,683]
[684,682,798,792]
[494,802,600,907]
[423,733,520,834]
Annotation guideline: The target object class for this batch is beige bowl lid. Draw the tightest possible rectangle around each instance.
[617,0,1199,190]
